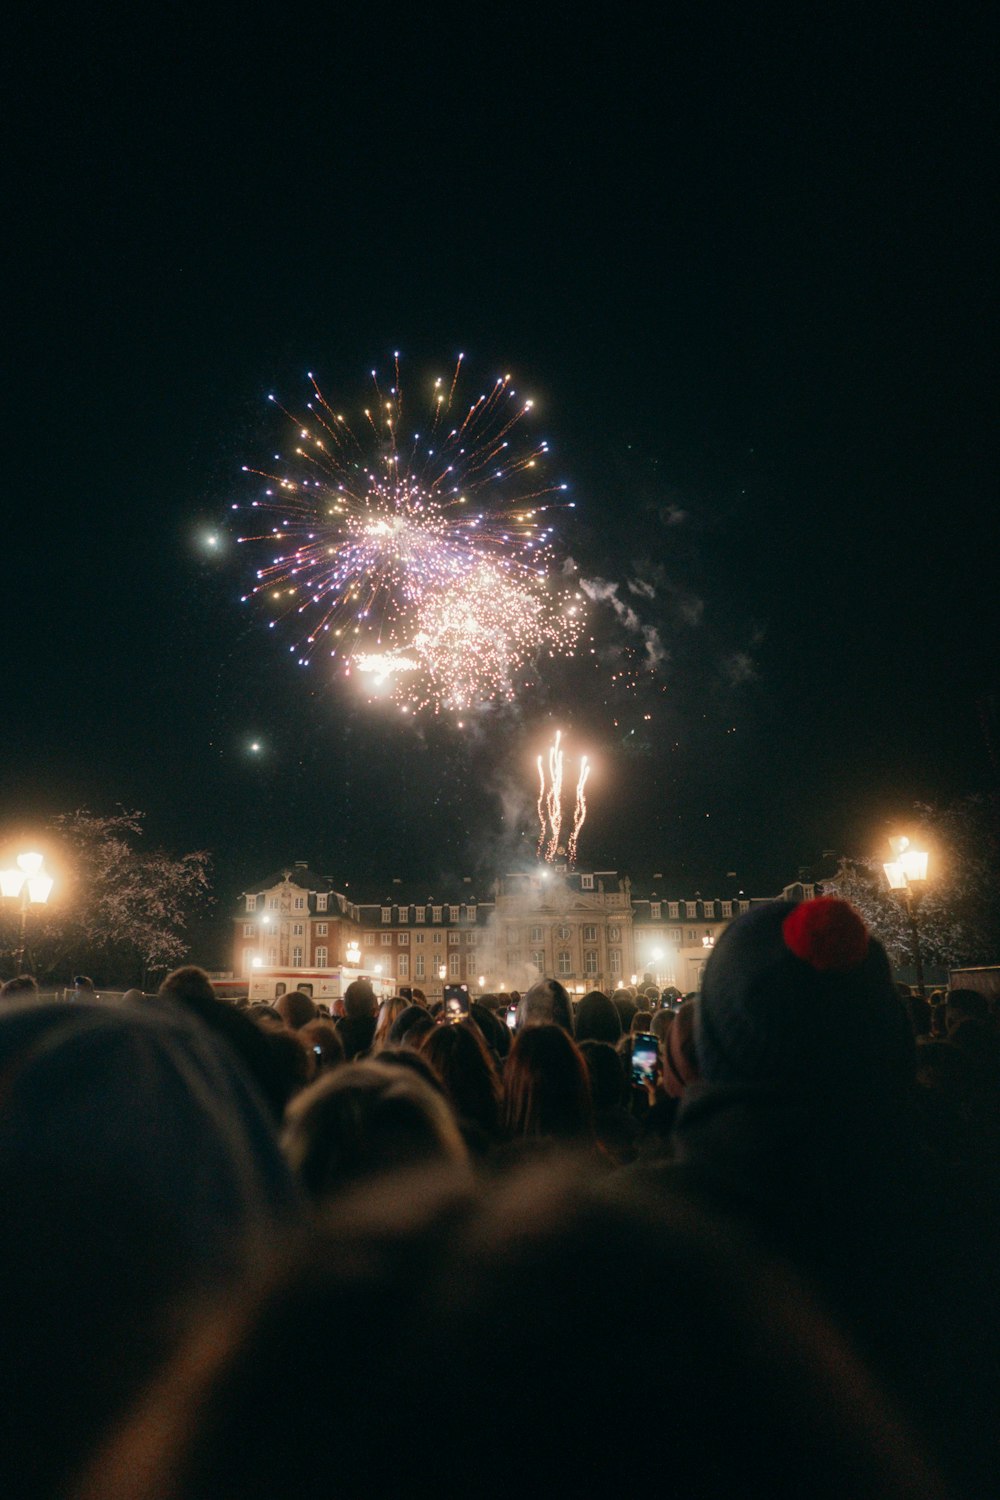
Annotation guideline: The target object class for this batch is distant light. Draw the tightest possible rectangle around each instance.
[249,741,262,753]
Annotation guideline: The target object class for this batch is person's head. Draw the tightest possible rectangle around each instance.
[611,989,638,1030]
[0,999,299,1497]
[300,1020,345,1073]
[410,988,428,1009]
[631,1010,653,1035]
[261,1028,313,1107]
[477,992,501,1013]
[372,995,411,1052]
[650,1007,673,1044]
[644,986,660,1008]
[282,1061,469,1200]
[75,1166,946,1500]
[73,975,95,995]
[248,1003,285,1029]
[578,1039,627,1111]
[121,988,145,1005]
[420,1020,502,1135]
[697,898,913,1104]
[663,998,700,1098]
[275,990,317,1030]
[159,966,216,1009]
[575,989,622,1045]
[388,1004,436,1049]
[0,974,39,1002]
[343,978,377,1019]
[517,978,574,1035]
[946,987,989,1032]
[503,1024,594,1142]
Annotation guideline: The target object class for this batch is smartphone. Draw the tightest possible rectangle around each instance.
[506,1004,518,1030]
[631,1033,659,1087]
[443,984,470,1023]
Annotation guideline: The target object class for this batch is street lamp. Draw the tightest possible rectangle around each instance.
[883,836,929,997]
[0,851,54,974]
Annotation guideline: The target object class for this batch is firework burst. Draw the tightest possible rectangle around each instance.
[233,356,583,713]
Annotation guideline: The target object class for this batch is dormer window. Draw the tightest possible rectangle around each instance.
[317,893,327,912]
[668,902,679,918]
[432,906,442,923]
[581,874,594,890]
[449,905,460,923]
[415,907,425,923]
[685,902,697,919]
[721,901,732,917]
[381,906,391,923]
[650,902,661,920]
[245,894,257,912]
[703,901,715,918]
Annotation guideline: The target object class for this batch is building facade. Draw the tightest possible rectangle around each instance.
[233,861,813,1001]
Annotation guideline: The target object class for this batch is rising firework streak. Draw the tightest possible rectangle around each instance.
[537,731,589,868]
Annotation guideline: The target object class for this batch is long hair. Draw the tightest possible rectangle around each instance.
[502,1025,595,1142]
[372,996,411,1053]
[420,1020,502,1135]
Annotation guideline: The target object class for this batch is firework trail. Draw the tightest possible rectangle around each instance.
[545,729,564,862]
[537,731,590,868]
[233,356,583,714]
[567,755,590,867]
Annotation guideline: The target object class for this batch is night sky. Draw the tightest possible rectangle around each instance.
[6,5,997,956]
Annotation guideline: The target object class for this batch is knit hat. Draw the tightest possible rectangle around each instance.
[697,898,913,1098]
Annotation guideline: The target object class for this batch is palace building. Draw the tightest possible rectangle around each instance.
[233,862,813,1002]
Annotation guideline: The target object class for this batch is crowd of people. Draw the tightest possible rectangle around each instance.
[1,895,999,1498]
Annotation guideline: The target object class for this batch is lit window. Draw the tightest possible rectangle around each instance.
[581,874,594,889]
[245,895,257,912]
[651,902,661,920]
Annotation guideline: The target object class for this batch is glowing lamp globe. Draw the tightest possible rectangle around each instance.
[900,848,928,884]
[27,873,53,905]
[16,852,45,877]
[0,868,26,899]
[883,861,908,891]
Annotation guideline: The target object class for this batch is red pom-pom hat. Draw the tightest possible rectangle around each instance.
[781,897,869,973]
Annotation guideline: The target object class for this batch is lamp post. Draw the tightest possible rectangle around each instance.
[883,837,929,998]
[0,852,54,974]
